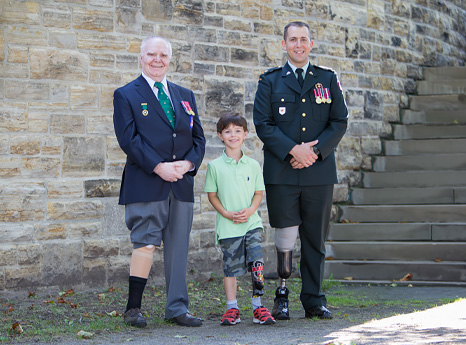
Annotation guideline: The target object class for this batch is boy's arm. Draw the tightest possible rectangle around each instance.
[207,192,235,222]
[233,190,263,224]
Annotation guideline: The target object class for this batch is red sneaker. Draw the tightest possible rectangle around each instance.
[220,308,241,326]
[253,306,276,325]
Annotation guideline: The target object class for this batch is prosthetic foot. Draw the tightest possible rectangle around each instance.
[248,260,265,297]
[272,250,292,320]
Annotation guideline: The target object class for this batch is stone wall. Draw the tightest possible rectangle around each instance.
[1,0,465,292]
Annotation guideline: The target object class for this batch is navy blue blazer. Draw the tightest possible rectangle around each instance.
[113,75,205,204]
[253,63,348,186]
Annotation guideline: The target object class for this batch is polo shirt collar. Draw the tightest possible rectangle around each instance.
[222,150,246,164]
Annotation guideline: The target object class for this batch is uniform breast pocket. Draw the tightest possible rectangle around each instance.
[310,92,330,122]
[272,94,295,122]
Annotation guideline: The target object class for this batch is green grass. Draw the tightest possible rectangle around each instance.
[0,277,460,343]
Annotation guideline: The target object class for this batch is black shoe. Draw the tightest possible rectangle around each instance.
[305,305,333,319]
[271,286,290,320]
[169,312,203,327]
[124,308,147,328]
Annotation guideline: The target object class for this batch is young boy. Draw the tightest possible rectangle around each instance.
[204,112,275,326]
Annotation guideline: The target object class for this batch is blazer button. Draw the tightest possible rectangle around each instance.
[302,98,306,102]
[281,98,284,102]
[302,113,306,117]
[173,155,176,159]
[302,127,306,132]
[173,133,176,137]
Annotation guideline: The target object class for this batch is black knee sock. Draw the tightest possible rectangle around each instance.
[126,276,147,312]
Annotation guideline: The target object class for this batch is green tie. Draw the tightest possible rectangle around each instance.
[154,82,175,128]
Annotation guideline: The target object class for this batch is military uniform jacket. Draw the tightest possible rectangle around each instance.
[113,75,206,205]
[253,62,348,186]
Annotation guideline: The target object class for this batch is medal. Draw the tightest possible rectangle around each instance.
[313,89,322,104]
[314,83,324,104]
[181,101,195,128]
[141,103,148,116]
[323,88,332,103]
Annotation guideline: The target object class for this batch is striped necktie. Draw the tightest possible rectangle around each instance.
[154,82,175,128]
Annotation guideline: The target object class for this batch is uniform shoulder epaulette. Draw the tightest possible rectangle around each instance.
[315,65,336,73]
[262,66,282,75]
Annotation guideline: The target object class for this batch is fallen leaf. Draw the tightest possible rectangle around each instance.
[61,289,75,297]
[6,306,14,313]
[107,287,115,292]
[343,277,353,280]
[434,258,442,262]
[83,312,92,318]
[399,273,413,281]
[28,291,36,298]
[57,297,67,304]
[175,335,188,338]
[76,330,94,339]
[70,303,78,308]
[97,294,105,300]
[44,300,55,304]
[11,322,23,334]
[326,256,335,260]
[106,311,121,317]
[341,219,351,223]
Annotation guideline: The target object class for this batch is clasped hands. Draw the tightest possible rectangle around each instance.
[289,140,319,170]
[153,160,193,182]
[224,207,254,224]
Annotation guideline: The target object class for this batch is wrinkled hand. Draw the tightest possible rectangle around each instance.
[232,207,254,224]
[289,140,318,168]
[153,162,184,182]
[173,160,194,175]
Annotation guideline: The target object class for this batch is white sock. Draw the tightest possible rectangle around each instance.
[227,299,238,310]
[251,296,262,310]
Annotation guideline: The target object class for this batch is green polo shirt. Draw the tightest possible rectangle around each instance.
[204,151,265,243]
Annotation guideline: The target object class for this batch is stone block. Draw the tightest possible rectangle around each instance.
[0,245,17,266]
[34,223,66,240]
[216,3,241,16]
[17,243,43,265]
[194,44,228,62]
[73,7,113,32]
[5,81,50,101]
[361,136,382,155]
[70,85,98,110]
[101,86,116,111]
[116,54,138,70]
[83,258,107,287]
[116,7,142,34]
[42,242,83,287]
[0,28,4,61]
[225,18,252,32]
[7,25,47,46]
[62,136,105,176]
[192,212,216,231]
[0,182,47,222]
[10,135,41,155]
[83,239,119,258]
[107,136,126,161]
[47,200,102,221]
[103,201,127,236]
[5,266,41,289]
[174,0,204,25]
[78,33,126,51]
[68,221,102,238]
[7,46,28,63]
[29,48,89,81]
[231,48,258,66]
[85,179,120,198]
[0,1,40,25]
[41,135,62,155]
[142,0,173,21]
[90,53,115,68]
[204,78,244,117]
[337,137,363,170]
[204,15,223,27]
[107,257,129,285]
[0,157,21,178]
[22,157,61,178]
[50,114,85,134]
[42,4,72,29]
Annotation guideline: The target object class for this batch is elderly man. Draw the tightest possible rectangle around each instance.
[113,36,205,328]
[253,21,348,320]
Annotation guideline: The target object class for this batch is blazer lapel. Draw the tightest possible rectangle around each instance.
[134,75,172,128]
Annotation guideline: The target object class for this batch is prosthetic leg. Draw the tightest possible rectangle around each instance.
[272,250,292,320]
[248,260,264,297]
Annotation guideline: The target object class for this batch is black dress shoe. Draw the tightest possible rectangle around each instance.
[124,308,147,328]
[305,305,333,319]
[170,313,203,327]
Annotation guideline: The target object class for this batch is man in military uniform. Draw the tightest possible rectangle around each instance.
[253,21,348,320]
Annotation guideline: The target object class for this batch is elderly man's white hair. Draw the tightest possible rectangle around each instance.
[140,36,173,58]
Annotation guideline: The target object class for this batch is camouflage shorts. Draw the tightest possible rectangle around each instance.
[219,228,264,277]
